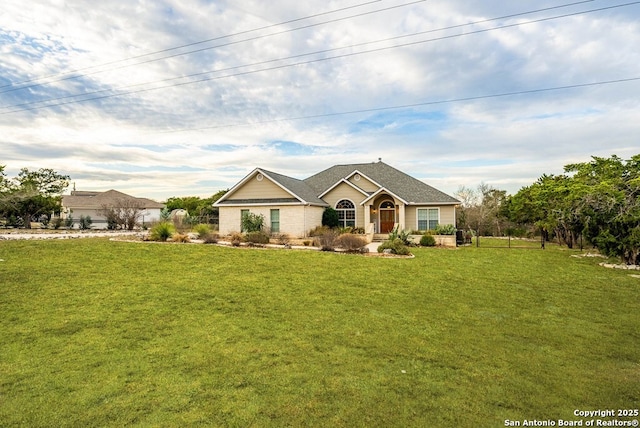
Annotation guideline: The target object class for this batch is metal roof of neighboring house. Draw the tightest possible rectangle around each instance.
[62,189,165,210]
[304,161,460,204]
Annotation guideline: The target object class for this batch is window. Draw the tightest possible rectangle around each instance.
[240,209,249,232]
[336,199,356,228]
[418,208,439,231]
[270,209,280,233]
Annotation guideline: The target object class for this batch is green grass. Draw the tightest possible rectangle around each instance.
[0,239,638,427]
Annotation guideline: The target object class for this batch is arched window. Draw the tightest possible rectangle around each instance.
[336,199,356,228]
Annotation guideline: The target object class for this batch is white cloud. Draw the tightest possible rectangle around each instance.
[1,0,639,200]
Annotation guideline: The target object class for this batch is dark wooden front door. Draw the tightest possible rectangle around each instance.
[380,209,395,233]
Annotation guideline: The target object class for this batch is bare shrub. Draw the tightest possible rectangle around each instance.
[272,233,290,245]
[172,233,190,243]
[202,233,219,244]
[245,231,270,245]
[316,229,339,251]
[337,233,367,253]
[229,232,243,246]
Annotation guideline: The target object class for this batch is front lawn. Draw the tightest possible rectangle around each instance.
[0,239,637,427]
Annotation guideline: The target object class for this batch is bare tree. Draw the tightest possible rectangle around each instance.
[97,198,145,230]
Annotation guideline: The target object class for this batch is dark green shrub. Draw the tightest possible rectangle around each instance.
[337,233,367,252]
[322,207,339,228]
[150,222,175,242]
[420,234,436,247]
[64,215,74,229]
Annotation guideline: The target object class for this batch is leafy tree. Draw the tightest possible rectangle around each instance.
[163,190,227,224]
[505,154,640,264]
[0,167,70,228]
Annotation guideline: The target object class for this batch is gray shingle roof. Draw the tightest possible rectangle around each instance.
[62,189,165,209]
[304,161,459,204]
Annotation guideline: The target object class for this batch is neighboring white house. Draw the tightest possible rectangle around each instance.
[61,190,165,229]
[215,161,460,238]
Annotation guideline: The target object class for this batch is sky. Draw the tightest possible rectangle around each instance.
[1,0,639,201]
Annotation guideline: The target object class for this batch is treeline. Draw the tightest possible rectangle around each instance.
[457,154,640,265]
[0,166,69,228]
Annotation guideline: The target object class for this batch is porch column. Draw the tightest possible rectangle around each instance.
[364,203,371,227]
[398,204,406,231]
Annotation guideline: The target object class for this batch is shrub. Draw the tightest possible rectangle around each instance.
[377,238,411,255]
[337,233,367,252]
[150,222,175,242]
[64,215,74,229]
[322,207,339,228]
[193,223,211,239]
[272,233,290,245]
[202,233,219,244]
[389,227,412,246]
[303,240,312,246]
[241,212,264,233]
[309,225,331,237]
[172,233,190,243]
[245,231,270,245]
[316,229,339,251]
[79,215,92,230]
[52,217,63,230]
[435,224,456,235]
[229,232,244,246]
[420,234,436,247]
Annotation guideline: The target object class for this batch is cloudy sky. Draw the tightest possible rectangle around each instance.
[1,0,639,201]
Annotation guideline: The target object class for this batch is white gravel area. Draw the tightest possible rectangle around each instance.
[0,230,142,240]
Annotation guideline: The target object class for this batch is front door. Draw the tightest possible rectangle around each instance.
[380,209,395,233]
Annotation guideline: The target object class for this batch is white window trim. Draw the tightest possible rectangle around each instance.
[417,207,440,231]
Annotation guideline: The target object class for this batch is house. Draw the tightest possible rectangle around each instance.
[61,190,165,229]
[214,161,459,238]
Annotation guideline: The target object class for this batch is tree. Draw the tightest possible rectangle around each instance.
[0,167,70,228]
[505,154,640,264]
[163,190,228,224]
[455,183,508,236]
[97,197,145,230]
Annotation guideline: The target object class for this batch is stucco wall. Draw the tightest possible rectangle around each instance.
[218,205,325,237]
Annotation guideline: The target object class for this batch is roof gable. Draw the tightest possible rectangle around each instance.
[215,168,328,206]
[305,162,459,205]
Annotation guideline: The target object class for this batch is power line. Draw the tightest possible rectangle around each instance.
[0,0,405,93]
[0,0,592,99]
[156,77,640,133]
[1,1,635,115]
